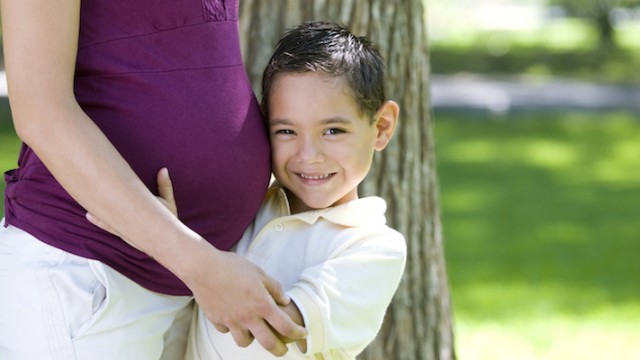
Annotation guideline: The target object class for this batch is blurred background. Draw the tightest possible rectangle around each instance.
[1,1,639,359]
[427,0,640,359]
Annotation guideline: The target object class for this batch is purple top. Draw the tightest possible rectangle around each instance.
[3,0,271,295]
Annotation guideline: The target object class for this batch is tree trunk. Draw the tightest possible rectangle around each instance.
[593,8,616,48]
[239,1,455,359]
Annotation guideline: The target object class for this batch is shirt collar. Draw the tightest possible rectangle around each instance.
[269,183,388,227]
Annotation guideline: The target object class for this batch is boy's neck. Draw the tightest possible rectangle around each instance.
[282,187,360,214]
[283,188,310,214]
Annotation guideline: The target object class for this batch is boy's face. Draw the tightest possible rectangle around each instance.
[267,73,381,214]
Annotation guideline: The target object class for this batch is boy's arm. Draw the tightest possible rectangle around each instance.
[286,233,406,356]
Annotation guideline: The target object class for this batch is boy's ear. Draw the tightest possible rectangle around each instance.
[373,100,399,151]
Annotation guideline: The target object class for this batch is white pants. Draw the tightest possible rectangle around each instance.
[0,219,193,360]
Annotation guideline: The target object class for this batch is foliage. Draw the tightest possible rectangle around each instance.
[547,0,640,48]
[429,19,640,84]
[0,100,19,216]
[550,0,640,15]
[434,110,640,359]
[430,45,640,84]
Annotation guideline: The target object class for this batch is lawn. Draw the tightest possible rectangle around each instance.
[434,110,640,359]
[429,14,640,357]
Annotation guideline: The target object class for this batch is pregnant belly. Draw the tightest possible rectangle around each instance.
[76,69,271,246]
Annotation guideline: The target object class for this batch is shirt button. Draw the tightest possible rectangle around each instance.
[274,224,284,232]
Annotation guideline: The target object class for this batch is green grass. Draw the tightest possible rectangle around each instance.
[434,110,640,359]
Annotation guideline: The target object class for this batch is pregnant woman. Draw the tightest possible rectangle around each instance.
[0,1,305,359]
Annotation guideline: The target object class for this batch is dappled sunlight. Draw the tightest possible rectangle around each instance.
[456,315,640,360]
[440,139,499,163]
[452,281,640,321]
[427,1,639,356]
[455,321,538,360]
[617,23,640,48]
[436,112,640,359]
[592,140,640,184]
[442,188,491,215]
[531,19,597,50]
[453,280,640,358]
[518,140,578,169]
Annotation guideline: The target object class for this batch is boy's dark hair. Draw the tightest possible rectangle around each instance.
[261,21,386,120]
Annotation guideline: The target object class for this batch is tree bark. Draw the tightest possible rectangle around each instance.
[239,1,455,359]
[593,6,616,48]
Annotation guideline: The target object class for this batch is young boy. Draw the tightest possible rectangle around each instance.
[185,21,406,359]
[91,21,406,358]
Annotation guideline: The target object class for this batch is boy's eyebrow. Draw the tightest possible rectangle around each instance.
[269,118,293,126]
[269,117,353,126]
[321,117,353,125]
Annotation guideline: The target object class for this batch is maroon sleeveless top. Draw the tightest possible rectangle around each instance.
[3,0,271,295]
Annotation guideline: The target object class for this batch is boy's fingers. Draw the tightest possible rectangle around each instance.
[264,307,307,342]
[157,167,177,214]
[157,168,173,199]
[261,275,307,341]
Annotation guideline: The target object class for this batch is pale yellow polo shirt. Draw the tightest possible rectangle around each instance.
[190,184,407,359]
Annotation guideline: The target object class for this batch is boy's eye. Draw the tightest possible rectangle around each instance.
[274,129,295,135]
[324,128,345,135]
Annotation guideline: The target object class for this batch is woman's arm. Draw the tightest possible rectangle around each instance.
[1,0,305,355]
[2,0,178,255]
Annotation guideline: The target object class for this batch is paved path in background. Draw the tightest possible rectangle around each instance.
[2,71,640,112]
[430,74,640,113]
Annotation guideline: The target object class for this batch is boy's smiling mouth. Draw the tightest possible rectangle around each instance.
[298,172,336,180]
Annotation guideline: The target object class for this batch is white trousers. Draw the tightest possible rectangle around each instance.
[0,219,193,360]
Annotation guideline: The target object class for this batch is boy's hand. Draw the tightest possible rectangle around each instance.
[278,301,308,352]
[154,167,177,217]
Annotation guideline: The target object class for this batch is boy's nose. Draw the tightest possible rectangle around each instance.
[296,136,325,163]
